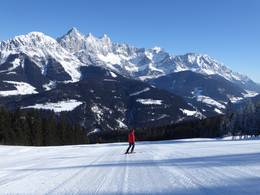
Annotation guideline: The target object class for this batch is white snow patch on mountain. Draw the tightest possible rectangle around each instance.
[110,71,117,78]
[214,108,224,114]
[0,81,38,96]
[243,90,258,98]
[139,75,161,81]
[87,128,101,135]
[42,81,56,91]
[97,53,121,65]
[116,119,127,128]
[91,105,104,122]
[0,58,23,73]
[22,99,83,112]
[228,95,244,103]
[136,99,163,105]
[180,108,205,119]
[180,108,197,116]
[6,71,16,75]
[156,114,169,120]
[130,87,150,96]
[197,95,226,109]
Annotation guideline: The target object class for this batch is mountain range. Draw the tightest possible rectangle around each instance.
[0,28,259,131]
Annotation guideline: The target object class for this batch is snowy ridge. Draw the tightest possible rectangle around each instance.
[173,53,249,82]
[196,95,226,110]
[0,31,83,82]
[57,28,252,86]
[0,28,254,86]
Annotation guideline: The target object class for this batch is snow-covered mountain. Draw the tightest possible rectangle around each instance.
[0,28,259,94]
[0,31,83,82]
[57,28,172,80]
[0,28,259,129]
[172,53,249,83]
[57,28,258,92]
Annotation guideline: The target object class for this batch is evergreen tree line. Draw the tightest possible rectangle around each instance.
[88,116,224,143]
[89,110,260,144]
[0,107,88,146]
[220,99,260,138]
[1,98,259,146]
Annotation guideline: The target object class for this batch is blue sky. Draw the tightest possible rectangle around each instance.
[0,0,259,82]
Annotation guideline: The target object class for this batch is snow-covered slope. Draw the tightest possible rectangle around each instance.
[0,138,260,194]
[22,99,83,112]
[0,81,38,96]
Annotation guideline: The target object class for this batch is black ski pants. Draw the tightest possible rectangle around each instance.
[126,143,135,153]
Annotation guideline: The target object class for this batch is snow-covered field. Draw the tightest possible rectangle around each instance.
[0,138,260,194]
[22,99,83,112]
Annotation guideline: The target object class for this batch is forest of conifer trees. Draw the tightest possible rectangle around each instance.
[1,97,259,146]
[0,107,88,146]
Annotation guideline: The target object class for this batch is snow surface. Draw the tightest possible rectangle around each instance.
[180,108,197,116]
[0,81,38,96]
[42,81,56,91]
[136,98,163,105]
[97,53,121,65]
[228,95,244,103]
[243,90,259,98]
[214,108,224,114]
[0,139,260,194]
[91,105,104,122]
[130,87,150,96]
[22,99,83,112]
[180,108,205,119]
[196,95,225,109]
[109,71,117,78]
[116,119,127,128]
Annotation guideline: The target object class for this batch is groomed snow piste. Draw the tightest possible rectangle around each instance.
[0,138,260,194]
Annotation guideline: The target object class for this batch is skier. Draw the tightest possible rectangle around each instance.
[125,129,135,154]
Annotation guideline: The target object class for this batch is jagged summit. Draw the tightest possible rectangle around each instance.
[0,31,56,50]
[0,30,83,82]
[67,27,81,34]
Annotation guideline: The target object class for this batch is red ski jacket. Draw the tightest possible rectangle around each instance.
[128,131,135,144]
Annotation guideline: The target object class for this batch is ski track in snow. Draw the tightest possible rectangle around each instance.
[0,139,260,194]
